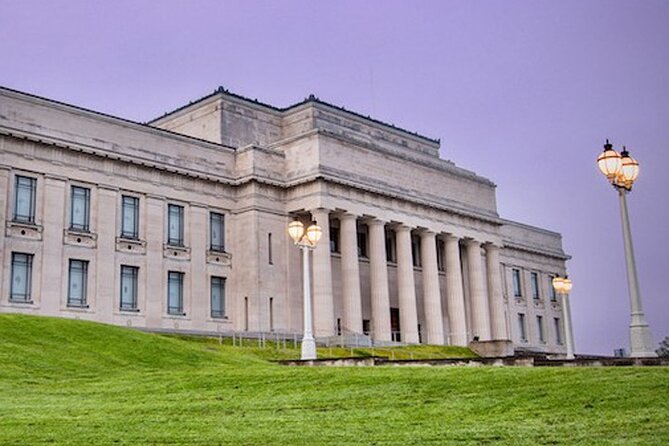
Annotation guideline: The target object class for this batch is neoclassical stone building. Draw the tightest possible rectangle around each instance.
[0,86,571,354]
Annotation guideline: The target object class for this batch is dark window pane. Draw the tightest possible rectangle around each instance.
[68,260,88,307]
[14,176,36,223]
[211,276,226,318]
[70,186,90,231]
[121,196,139,239]
[167,271,184,314]
[120,265,138,310]
[168,205,184,246]
[210,212,225,252]
[10,252,33,302]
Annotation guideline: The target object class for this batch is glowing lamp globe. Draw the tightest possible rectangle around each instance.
[552,276,565,294]
[288,220,305,244]
[305,222,322,246]
[562,277,573,293]
[618,147,640,190]
[597,140,622,181]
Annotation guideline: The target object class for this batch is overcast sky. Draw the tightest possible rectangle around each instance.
[1,0,667,354]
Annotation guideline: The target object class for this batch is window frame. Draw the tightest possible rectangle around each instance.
[512,268,522,297]
[554,317,563,345]
[120,265,139,311]
[13,175,37,224]
[210,276,226,319]
[536,315,545,343]
[209,212,225,252]
[518,313,527,342]
[121,195,140,240]
[67,259,89,308]
[531,271,540,300]
[167,204,185,247]
[549,275,557,301]
[167,271,185,315]
[69,186,91,232]
[10,252,33,303]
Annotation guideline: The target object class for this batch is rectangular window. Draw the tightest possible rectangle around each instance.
[210,212,225,252]
[10,252,33,302]
[385,229,396,263]
[167,204,184,246]
[437,239,445,271]
[330,225,340,253]
[357,227,368,258]
[120,265,139,311]
[268,233,273,264]
[121,196,139,239]
[167,271,184,315]
[362,319,371,336]
[536,315,545,343]
[68,260,88,307]
[549,275,557,301]
[13,176,36,223]
[554,317,563,345]
[69,186,90,232]
[531,272,540,300]
[211,276,226,318]
[411,234,422,267]
[518,313,527,342]
[512,268,522,297]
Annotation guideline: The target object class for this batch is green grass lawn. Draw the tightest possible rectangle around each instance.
[1,314,668,445]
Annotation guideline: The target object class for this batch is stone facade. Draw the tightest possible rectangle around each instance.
[0,86,571,354]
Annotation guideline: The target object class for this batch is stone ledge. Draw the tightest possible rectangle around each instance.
[6,220,42,240]
[116,237,146,254]
[63,229,97,248]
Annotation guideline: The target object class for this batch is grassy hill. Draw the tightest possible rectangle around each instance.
[0,314,668,445]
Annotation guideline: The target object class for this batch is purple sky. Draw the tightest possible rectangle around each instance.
[1,0,667,354]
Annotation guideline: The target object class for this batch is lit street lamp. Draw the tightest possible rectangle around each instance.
[552,276,575,360]
[597,140,656,357]
[288,219,323,360]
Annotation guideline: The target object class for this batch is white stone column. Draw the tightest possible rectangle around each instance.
[485,243,508,340]
[395,225,419,344]
[311,208,335,338]
[339,213,363,334]
[421,231,445,345]
[368,219,392,342]
[444,234,468,346]
[466,240,491,341]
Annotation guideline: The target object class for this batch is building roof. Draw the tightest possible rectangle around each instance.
[148,86,441,145]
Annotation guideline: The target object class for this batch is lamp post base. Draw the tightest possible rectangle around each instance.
[301,336,317,360]
[630,321,657,358]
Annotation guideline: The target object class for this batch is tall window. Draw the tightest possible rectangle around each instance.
[357,226,368,258]
[531,272,540,300]
[536,315,545,343]
[211,276,226,318]
[554,318,563,345]
[436,239,445,271]
[210,212,225,252]
[14,176,36,223]
[518,313,527,342]
[68,260,88,307]
[268,233,273,264]
[10,252,33,302]
[121,196,139,239]
[330,225,340,253]
[167,271,184,315]
[120,265,139,311]
[512,268,522,297]
[167,204,184,246]
[385,229,396,263]
[411,234,421,267]
[549,276,557,301]
[70,186,90,231]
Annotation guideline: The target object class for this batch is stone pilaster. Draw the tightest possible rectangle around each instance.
[395,225,419,344]
[444,234,468,346]
[339,213,363,334]
[421,231,444,345]
[485,243,508,340]
[466,239,491,341]
[311,208,335,337]
[368,219,391,342]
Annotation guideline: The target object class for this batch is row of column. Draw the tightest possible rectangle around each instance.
[310,209,508,346]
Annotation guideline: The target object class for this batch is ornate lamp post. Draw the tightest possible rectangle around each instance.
[596,140,656,357]
[552,276,575,360]
[288,219,322,360]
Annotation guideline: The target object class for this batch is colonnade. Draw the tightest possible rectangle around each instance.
[309,209,508,346]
